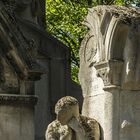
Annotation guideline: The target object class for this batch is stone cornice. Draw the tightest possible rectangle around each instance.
[0,94,38,106]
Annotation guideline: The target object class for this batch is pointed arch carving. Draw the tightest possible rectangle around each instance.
[80,6,140,89]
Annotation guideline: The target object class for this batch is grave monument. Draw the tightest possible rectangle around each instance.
[46,96,100,140]
[0,1,82,140]
[0,1,43,140]
[79,5,140,140]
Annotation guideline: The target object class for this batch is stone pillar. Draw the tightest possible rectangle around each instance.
[0,94,37,140]
[79,6,140,140]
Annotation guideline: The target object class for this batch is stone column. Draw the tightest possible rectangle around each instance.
[0,94,37,140]
[79,6,140,140]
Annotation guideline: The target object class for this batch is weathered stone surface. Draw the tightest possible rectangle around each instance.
[35,34,82,140]
[79,6,140,140]
[0,94,37,140]
[0,1,82,140]
[46,96,100,140]
[0,1,43,94]
[120,91,140,140]
[80,5,140,90]
[0,1,43,140]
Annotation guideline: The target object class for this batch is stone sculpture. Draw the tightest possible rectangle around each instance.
[46,96,100,140]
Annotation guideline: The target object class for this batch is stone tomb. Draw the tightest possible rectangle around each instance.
[0,1,42,140]
[79,6,140,140]
[0,1,82,140]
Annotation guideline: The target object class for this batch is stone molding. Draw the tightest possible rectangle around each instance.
[0,94,38,106]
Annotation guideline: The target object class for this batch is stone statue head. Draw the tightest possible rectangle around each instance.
[55,96,79,125]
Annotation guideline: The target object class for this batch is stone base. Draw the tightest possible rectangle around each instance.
[0,94,37,140]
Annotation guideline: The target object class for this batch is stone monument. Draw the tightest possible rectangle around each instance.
[79,6,140,140]
[46,96,100,140]
[0,1,82,140]
[0,1,43,140]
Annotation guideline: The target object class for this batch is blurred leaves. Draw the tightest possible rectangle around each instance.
[46,0,139,83]
[46,0,88,83]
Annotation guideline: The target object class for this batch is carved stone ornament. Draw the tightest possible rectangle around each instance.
[79,6,140,89]
[96,66,110,86]
[94,60,124,86]
[81,32,97,66]
[79,6,140,140]
[0,1,43,81]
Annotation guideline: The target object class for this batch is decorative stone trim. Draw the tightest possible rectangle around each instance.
[0,94,38,106]
[94,60,123,86]
[103,85,121,90]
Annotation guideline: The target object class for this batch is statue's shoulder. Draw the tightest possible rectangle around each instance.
[46,120,71,139]
[45,120,61,139]
[79,115,99,126]
[46,120,61,133]
[79,115,100,140]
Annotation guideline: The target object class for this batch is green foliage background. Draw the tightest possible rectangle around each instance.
[46,0,140,83]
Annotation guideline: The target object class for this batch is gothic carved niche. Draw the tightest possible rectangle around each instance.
[80,6,140,88]
[81,6,138,65]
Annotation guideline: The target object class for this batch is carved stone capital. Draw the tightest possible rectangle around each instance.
[94,60,123,86]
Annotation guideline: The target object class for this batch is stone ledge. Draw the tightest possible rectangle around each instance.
[89,6,140,20]
[0,94,38,106]
[103,85,121,90]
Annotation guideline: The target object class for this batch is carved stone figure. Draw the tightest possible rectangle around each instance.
[46,96,100,140]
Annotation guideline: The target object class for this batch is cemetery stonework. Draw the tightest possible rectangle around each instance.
[79,6,140,140]
[0,1,43,140]
[0,1,82,140]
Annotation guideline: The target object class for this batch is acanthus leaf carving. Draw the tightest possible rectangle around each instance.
[95,60,124,86]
